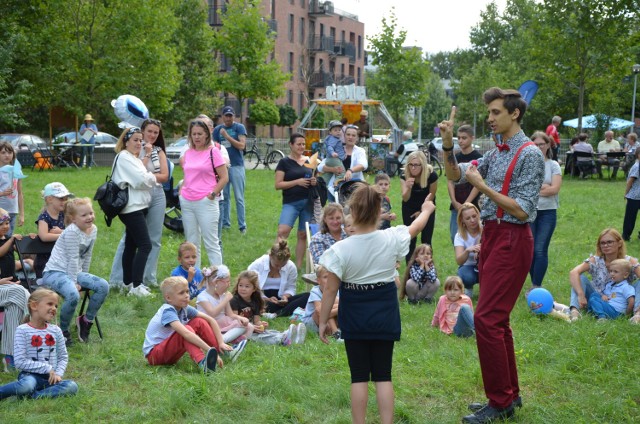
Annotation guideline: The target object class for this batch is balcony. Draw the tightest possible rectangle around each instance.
[308,35,335,54]
[309,72,334,88]
[334,74,355,85]
[333,41,356,62]
[309,0,334,16]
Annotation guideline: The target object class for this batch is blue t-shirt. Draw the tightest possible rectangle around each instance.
[170,265,204,299]
[80,123,98,145]
[213,122,247,166]
[602,280,635,314]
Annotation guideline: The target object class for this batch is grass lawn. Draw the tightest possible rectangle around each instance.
[0,165,639,423]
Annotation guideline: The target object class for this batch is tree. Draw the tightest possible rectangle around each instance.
[278,104,297,128]
[366,9,432,127]
[250,100,280,137]
[0,28,31,131]
[213,0,289,120]
[419,73,452,138]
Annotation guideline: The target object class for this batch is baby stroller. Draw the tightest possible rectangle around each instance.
[163,160,183,233]
[337,180,367,208]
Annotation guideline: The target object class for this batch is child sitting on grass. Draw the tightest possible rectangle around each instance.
[170,241,204,299]
[587,258,635,320]
[302,265,341,340]
[196,264,253,345]
[402,243,439,304]
[0,288,78,400]
[431,276,475,338]
[230,270,305,346]
[143,276,236,373]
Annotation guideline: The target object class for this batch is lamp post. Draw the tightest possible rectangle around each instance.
[632,64,640,132]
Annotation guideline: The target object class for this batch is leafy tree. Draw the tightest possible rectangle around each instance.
[278,104,297,128]
[213,0,289,120]
[419,73,452,138]
[366,9,432,127]
[250,100,280,136]
[0,28,31,131]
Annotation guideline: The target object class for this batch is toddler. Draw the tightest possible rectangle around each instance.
[196,264,253,347]
[375,173,396,229]
[143,276,235,372]
[0,141,25,236]
[402,244,440,304]
[230,270,305,345]
[34,182,72,278]
[302,265,341,340]
[170,241,204,299]
[587,259,635,320]
[321,120,346,187]
[432,276,475,338]
[0,289,78,400]
[41,198,109,345]
[343,214,355,236]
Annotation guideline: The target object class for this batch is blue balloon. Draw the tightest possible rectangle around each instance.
[527,288,553,314]
[111,95,149,128]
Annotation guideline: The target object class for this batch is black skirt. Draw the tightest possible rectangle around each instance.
[338,281,400,341]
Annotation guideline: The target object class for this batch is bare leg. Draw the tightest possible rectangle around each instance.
[351,382,369,424]
[295,230,307,269]
[375,381,395,424]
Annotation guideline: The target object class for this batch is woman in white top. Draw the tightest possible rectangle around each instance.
[109,119,169,288]
[247,239,309,318]
[454,203,482,298]
[528,132,562,291]
[317,125,368,201]
[111,127,157,297]
[318,185,434,424]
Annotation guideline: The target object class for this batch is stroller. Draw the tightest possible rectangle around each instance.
[336,180,367,209]
[163,160,183,233]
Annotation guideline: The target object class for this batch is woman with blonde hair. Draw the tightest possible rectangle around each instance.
[454,202,482,298]
[401,150,438,262]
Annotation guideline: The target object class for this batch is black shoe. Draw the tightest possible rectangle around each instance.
[469,396,522,412]
[420,297,434,304]
[407,298,419,305]
[203,348,218,373]
[76,315,92,343]
[63,330,73,347]
[462,404,514,423]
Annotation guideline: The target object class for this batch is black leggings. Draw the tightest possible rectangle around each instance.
[119,209,151,287]
[344,339,395,383]
[263,289,310,317]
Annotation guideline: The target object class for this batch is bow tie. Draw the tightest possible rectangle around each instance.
[496,143,510,152]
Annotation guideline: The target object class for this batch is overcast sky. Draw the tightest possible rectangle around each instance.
[333,0,508,54]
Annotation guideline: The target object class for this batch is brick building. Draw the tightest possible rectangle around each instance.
[207,0,365,136]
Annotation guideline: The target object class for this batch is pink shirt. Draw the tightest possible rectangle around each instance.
[431,295,474,335]
[181,147,225,201]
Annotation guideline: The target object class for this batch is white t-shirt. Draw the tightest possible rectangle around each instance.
[454,232,481,267]
[196,290,225,321]
[537,160,561,210]
[319,226,410,285]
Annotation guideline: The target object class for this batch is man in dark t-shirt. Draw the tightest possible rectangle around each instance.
[447,125,482,242]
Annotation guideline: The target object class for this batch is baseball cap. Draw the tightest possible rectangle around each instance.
[222,106,235,116]
[43,182,73,198]
[328,120,342,130]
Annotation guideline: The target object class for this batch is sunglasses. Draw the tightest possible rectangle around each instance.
[143,118,162,127]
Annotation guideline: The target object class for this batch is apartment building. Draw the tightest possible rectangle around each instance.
[207,0,365,136]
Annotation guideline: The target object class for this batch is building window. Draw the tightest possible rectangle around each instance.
[288,14,294,42]
[357,67,361,85]
[358,35,362,59]
[300,0,305,8]
[341,30,345,42]
[340,63,345,79]
[298,92,304,115]
[288,90,293,105]
[299,17,305,44]
[271,0,275,19]
[289,52,294,80]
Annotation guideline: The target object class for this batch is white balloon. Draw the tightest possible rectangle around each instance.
[111,94,149,128]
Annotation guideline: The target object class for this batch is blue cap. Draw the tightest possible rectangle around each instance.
[222,106,235,116]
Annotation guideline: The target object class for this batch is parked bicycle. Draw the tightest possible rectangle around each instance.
[392,141,442,178]
[243,138,285,170]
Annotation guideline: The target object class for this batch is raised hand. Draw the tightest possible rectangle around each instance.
[438,106,456,146]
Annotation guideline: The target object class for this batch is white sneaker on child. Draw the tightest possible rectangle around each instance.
[262,313,277,319]
[128,285,152,297]
[281,324,294,346]
[228,339,247,363]
[294,323,306,344]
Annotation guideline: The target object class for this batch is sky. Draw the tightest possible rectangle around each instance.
[332,0,508,54]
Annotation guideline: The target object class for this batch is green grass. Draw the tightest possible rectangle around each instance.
[0,166,639,423]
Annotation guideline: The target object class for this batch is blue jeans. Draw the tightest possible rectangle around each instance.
[79,144,95,167]
[453,304,475,338]
[41,271,109,332]
[587,292,622,319]
[221,165,246,230]
[0,372,78,399]
[7,213,17,237]
[278,198,312,231]
[109,185,166,287]
[449,210,459,244]
[457,264,479,289]
[529,209,557,287]
[570,274,596,310]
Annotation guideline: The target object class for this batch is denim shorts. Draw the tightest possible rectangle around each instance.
[279,198,312,231]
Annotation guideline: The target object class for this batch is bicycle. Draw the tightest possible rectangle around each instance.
[243,138,285,170]
[419,141,443,176]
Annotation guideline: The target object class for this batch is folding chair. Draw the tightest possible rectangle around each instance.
[16,150,37,172]
[14,236,103,339]
[572,151,597,179]
[33,147,57,171]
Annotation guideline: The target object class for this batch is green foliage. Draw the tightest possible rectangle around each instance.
[366,8,432,127]
[278,104,298,127]
[0,28,31,130]
[300,107,326,129]
[250,100,280,127]
[213,0,289,119]
[420,73,452,138]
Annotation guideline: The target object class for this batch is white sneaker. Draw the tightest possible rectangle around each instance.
[262,312,278,319]
[128,285,151,297]
[227,339,247,363]
[139,284,152,294]
[294,323,306,344]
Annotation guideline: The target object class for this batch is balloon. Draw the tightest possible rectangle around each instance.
[527,288,554,314]
[111,95,149,129]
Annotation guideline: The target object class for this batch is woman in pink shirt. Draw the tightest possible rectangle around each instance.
[179,120,229,267]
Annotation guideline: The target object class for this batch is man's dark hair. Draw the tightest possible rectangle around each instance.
[483,87,527,123]
[578,133,589,142]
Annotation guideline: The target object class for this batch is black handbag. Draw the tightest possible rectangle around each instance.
[94,154,129,227]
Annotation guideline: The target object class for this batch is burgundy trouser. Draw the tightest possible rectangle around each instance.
[146,317,219,366]
[476,221,533,409]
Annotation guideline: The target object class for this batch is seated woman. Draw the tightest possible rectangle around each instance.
[453,203,482,298]
[247,239,309,319]
[309,203,347,265]
[569,228,640,322]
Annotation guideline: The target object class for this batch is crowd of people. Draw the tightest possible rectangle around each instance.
[0,96,639,424]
